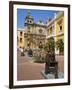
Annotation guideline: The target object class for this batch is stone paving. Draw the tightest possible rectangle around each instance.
[17,50,64,80]
[41,70,64,79]
[17,50,45,80]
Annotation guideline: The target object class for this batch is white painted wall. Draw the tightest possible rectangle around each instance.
[0,0,72,90]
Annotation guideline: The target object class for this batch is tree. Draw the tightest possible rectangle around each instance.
[56,39,64,54]
[43,37,55,53]
[48,37,55,53]
[43,42,48,51]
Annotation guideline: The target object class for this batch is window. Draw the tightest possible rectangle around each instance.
[20,38,22,43]
[59,25,62,31]
[30,20,32,23]
[20,31,22,36]
[57,19,62,32]
[27,20,29,23]
[27,20,32,23]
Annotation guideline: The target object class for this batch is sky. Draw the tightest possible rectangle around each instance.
[17,9,58,29]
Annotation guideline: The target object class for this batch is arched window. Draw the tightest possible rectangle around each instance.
[20,31,22,36]
[30,20,32,23]
[20,38,22,43]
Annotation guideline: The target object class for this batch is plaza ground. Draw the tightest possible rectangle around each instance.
[17,50,64,80]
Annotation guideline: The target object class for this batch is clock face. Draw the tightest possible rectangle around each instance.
[39,29,43,33]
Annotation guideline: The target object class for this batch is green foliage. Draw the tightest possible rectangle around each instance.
[48,37,55,52]
[43,43,48,51]
[43,37,55,53]
[33,56,45,63]
[33,37,56,63]
[56,39,64,54]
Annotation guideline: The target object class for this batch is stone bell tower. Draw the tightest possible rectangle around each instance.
[25,10,34,25]
[24,10,34,49]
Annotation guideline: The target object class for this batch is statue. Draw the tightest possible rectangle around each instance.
[45,50,58,78]
[44,38,58,78]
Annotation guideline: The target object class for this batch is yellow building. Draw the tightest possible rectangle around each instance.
[46,11,64,54]
[17,29,25,48]
[55,12,64,41]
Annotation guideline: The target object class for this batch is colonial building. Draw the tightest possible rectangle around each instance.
[17,11,64,54]
[46,11,64,54]
[17,11,46,49]
[17,29,25,48]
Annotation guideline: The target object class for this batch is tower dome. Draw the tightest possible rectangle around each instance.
[25,10,34,25]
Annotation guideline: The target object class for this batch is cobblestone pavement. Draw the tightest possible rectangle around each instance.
[17,50,64,80]
[17,50,45,80]
[55,55,64,72]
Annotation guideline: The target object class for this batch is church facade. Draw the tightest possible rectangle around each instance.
[17,11,64,54]
[17,11,47,49]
